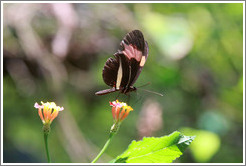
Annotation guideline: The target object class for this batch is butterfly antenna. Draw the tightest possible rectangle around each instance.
[135,92,143,105]
[139,88,164,97]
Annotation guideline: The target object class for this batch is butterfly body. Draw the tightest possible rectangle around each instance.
[95,30,148,96]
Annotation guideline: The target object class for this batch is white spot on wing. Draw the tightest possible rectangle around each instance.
[116,57,123,89]
[140,56,146,67]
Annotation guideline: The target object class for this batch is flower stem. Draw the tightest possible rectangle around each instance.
[91,133,115,163]
[44,133,51,163]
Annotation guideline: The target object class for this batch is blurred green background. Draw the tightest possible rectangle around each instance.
[3,3,243,163]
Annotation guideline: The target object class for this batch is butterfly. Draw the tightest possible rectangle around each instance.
[95,30,149,96]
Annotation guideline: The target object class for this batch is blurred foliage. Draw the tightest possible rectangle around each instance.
[3,3,243,163]
[180,127,221,163]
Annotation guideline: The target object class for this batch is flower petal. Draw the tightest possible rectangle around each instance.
[50,110,59,123]
[112,106,116,119]
[59,107,64,111]
[34,102,40,108]
[119,108,126,121]
[115,106,121,121]
[38,108,45,123]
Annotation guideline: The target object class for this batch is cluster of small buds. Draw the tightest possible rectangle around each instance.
[109,100,133,133]
[110,100,133,122]
[34,101,64,125]
[34,101,64,134]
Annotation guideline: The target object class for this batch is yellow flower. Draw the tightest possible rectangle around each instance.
[109,100,133,122]
[34,101,64,125]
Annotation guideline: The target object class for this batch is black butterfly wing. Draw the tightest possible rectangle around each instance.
[118,30,149,87]
[102,56,119,87]
[98,30,148,95]
[129,40,148,86]
[95,56,119,95]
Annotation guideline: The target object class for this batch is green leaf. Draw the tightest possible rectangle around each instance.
[113,131,195,163]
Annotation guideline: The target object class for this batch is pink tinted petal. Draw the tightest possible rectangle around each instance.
[116,103,122,107]
[110,101,117,107]
[34,102,44,109]
[110,100,122,108]
[56,106,64,111]
[34,102,40,108]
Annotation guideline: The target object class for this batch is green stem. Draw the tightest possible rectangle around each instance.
[44,133,51,163]
[91,133,115,163]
